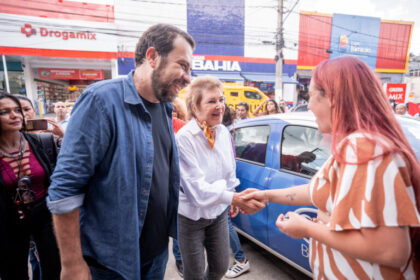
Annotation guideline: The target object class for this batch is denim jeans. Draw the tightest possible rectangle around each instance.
[141,248,169,280]
[228,216,245,262]
[29,241,42,280]
[172,239,182,261]
[178,208,229,280]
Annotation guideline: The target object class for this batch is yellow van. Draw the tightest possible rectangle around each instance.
[178,83,267,117]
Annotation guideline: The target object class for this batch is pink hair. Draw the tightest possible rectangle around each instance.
[312,56,420,253]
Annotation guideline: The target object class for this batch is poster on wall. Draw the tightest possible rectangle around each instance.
[385,83,407,103]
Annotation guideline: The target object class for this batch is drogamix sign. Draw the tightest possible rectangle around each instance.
[21,24,97,40]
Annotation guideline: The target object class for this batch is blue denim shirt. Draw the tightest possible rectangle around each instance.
[47,70,180,280]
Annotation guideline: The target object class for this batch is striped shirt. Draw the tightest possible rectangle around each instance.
[309,132,420,279]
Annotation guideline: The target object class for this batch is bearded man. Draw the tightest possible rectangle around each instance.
[47,24,194,280]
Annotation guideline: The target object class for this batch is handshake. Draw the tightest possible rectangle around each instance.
[230,188,268,217]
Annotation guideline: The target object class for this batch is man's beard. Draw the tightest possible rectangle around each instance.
[151,63,186,103]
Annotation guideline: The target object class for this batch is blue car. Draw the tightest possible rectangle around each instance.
[230,112,420,277]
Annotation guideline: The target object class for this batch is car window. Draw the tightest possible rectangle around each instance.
[232,125,270,165]
[281,125,331,176]
[244,91,262,100]
[230,91,239,97]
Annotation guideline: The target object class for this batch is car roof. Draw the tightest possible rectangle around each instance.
[235,112,317,128]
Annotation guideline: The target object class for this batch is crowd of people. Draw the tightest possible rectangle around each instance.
[0,23,419,280]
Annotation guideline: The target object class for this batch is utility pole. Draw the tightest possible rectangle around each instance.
[274,0,283,102]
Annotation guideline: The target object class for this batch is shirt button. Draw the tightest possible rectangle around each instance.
[147,141,151,145]
[139,212,143,217]
[146,165,150,169]
[142,189,147,194]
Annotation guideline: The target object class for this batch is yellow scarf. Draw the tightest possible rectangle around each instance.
[198,120,216,149]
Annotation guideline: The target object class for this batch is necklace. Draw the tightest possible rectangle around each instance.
[0,133,26,158]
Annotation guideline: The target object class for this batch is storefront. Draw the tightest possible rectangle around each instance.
[0,1,117,115]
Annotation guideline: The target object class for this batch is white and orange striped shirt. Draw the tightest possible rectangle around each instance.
[309,132,420,279]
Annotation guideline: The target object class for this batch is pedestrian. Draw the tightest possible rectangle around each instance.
[52,101,69,131]
[278,99,289,113]
[47,23,195,280]
[252,99,280,116]
[15,95,64,142]
[395,103,408,115]
[0,91,61,280]
[176,76,265,280]
[243,56,420,279]
[236,102,249,120]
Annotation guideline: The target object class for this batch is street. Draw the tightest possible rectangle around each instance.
[165,236,311,280]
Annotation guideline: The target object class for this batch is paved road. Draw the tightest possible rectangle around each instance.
[165,236,311,280]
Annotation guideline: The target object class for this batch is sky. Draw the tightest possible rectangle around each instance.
[282,0,420,59]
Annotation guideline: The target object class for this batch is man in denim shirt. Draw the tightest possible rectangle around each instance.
[47,24,194,280]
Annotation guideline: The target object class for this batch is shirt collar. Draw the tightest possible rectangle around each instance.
[123,70,174,116]
[123,70,143,106]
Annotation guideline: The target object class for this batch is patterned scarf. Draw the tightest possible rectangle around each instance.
[197,120,216,149]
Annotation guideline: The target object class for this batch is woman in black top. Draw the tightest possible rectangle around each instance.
[0,91,60,280]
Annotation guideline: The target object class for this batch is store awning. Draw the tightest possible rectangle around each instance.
[241,72,276,83]
[241,72,299,84]
[192,71,244,82]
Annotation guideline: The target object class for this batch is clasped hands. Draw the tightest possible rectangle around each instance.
[231,188,267,216]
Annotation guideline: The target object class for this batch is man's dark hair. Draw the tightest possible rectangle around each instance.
[238,102,249,111]
[134,24,195,67]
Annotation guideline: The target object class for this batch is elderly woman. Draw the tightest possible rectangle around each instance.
[176,76,264,280]
[244,56,420,279]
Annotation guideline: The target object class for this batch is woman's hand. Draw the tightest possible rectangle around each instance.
[44,119,65,137]
[230,205,239,218]
[315,210,331,224]
[232,192,266,214]
[275,212,313,239]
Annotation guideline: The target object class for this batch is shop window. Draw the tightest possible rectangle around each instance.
[0,71,25,94]
[244,91,262,100]
[232,125,270,165]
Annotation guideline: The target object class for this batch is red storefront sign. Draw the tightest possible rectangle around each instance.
[38,69,104,80]
[386,83,406,103]
[80,70,104,80]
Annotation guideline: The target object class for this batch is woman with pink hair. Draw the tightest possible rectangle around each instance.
[244,56,420,279]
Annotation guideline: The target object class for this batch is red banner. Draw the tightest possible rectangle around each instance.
[38,68,104,80]
[376,22,412,71]
[386,83,406,103]
[408,102,420,116]
[297,12,332,69]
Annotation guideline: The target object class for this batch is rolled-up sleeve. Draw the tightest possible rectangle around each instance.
[47,90,111,214]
